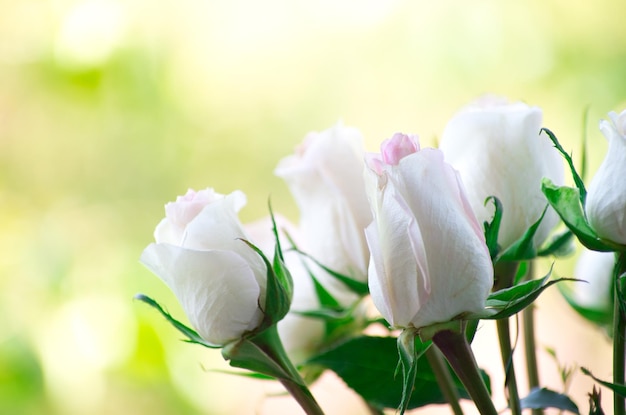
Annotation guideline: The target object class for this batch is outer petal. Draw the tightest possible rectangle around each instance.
[439,99,563,250]
[140,243,262,346]
[586,113,626,245]
[365,168,429,328]
[394,149,493,328]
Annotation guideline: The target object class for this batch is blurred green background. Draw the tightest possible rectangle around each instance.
[1,0,624,414]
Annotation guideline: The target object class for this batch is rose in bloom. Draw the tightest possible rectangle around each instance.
[439,96,564,252]
[572,249,614,313]
[140,189,267,346]
[585,110,626,245]
[275,123,372,304]
[365,133,493,329]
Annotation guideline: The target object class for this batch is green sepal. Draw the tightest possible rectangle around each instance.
[541,179,625,252]
[397,328,428,414]
[498,205,548,262]
[221,337,292,381]
[541,127,587,205]
[520,387,579,414]
[582,367,626,398]
[133,294,219,349]
[239,239,292,330]
[483,196,503,260]
[290,247,369,296]
[467,272,579,320]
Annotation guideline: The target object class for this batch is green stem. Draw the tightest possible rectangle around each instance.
[252,326,325,415]
[494,261,522,415]
[522,262,542,415]
[432,327,497,415]
[613,252,626,415]
[426,346,464,415]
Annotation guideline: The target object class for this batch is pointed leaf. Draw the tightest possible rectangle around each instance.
[520,387,579,414]
[292,248,369,296]
[582,367,626,397]
[134,294,219,349]
[538,229,575,257]
[469,273,579,320]
[499,205,548,261]
[541,179,623,252]
[542,127,587,205]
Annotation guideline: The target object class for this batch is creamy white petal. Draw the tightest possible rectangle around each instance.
[140,243,263,346]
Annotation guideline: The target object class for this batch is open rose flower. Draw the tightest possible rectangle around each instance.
[365,133,493,329]
[140,189,267,346]
[585,109,626,245]
[439,96,564,252]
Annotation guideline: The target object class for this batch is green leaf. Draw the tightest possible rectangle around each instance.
[469,272,579,320]
[542,127,587,205]
[541,179,622,252]
[308,336,490,410]
[538,229,575,257]
[499,205,548,261]
[291,248,369,296]
[134,294,219,349]
[483,196,503,259]
[582,367,626,397]
[520,387,579,414]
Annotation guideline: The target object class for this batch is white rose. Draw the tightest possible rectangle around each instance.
[365,133,493,329]
[140,189,267,346]
[439,96,564,252]
[585,110,626,245]
[275,123,372,304]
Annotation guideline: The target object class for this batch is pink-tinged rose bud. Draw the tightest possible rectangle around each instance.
[275,123,372,305]
[140,189,267,346]
[585,110,626,245]
[381,133,420,165]
[365,135,493,329]
[439,96,564,252]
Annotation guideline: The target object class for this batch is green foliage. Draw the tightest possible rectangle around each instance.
[308,335,490,411]
[520,387,579,414]
[541,179,626,252]
[468,272,578,320]
[134,294,219,349]
[582,367,626,397]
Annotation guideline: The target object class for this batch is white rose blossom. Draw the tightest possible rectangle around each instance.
[585,109,626,245]
[365,133,493,329]
[439,96,564,252]
[275,123,372,304]
[140,189,267,346]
